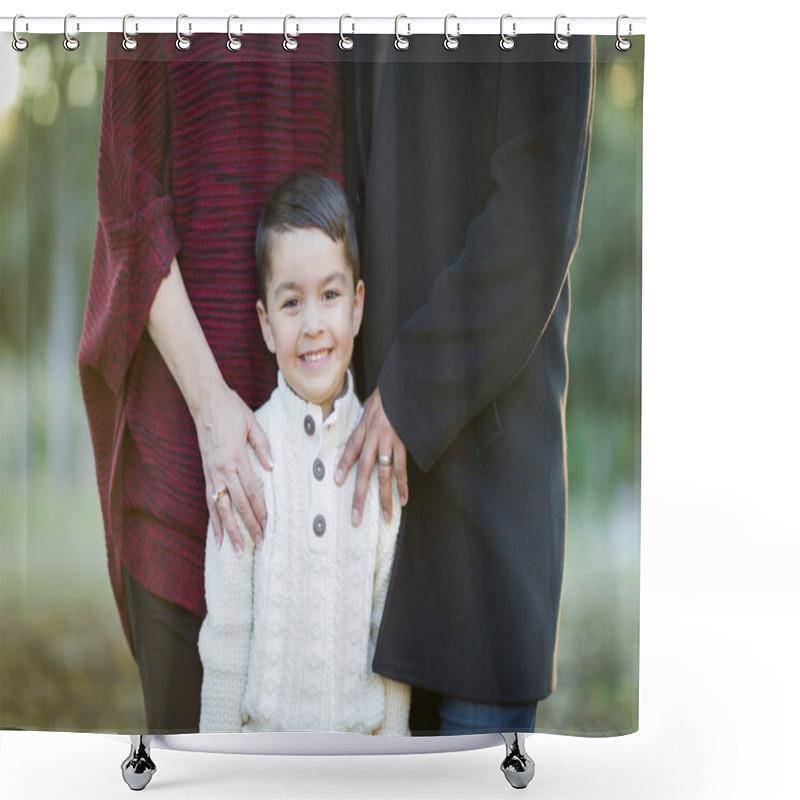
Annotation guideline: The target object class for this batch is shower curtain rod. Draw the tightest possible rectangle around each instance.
[1,15,645,38]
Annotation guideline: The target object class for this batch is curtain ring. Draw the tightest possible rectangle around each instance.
[227,15,242,51]
[554,14,570,51]
[499,14,516,50]
[64,13,80,51]
[616,15,632,51]
[444,14,460,51]
[175,14,191,50]
[283,15,299,51]
[394,15,410,51]
[12,15,29,52]
[121,15,138,51]
[339,14,355,50]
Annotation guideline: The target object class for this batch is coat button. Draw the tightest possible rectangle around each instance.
[313,515,326,537]
[304,415,315,436]
[313,459,325,481]
[356,181,365,206]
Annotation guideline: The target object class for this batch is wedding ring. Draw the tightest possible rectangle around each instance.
[377,454,393,468]
[213,487,230,504]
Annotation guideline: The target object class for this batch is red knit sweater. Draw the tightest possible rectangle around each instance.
[78,34,343,646]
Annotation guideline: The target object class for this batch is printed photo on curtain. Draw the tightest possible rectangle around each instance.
[0,26,643,745]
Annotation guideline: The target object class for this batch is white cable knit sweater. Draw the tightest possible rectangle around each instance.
[198,372,409,735]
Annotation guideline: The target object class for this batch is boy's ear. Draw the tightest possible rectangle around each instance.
[256,299,276,354]
[352,279,365,337]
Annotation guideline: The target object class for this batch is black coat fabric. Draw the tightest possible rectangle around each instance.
[344,35,595,703]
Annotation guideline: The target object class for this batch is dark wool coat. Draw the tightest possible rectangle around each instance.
[344,35,595,703]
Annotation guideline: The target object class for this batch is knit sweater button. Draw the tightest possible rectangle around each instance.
[313,459,325,481]
[313,515,326,537]
[304,415,315,436]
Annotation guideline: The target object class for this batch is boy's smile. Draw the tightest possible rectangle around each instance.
[257,227,364,419]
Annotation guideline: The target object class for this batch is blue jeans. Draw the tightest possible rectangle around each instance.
[438,696,538,735]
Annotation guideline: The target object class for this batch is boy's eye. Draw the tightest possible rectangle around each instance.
[281,297,299,310]
[323,290,341,301]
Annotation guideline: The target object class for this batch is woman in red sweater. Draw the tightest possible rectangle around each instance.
[79,33,343,733]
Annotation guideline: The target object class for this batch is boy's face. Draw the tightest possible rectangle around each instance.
[257,227,364,418]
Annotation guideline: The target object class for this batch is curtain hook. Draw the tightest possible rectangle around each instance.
[176,14,191,50]
[394,15,410,51]
[499,14,516,50]
[227,15,242,51]
[283,15,299,51]
[616,15,632,51]
[444,14,460,51]
[64,13,80,51]
[554,14,570,51]
[339,14,355,50]
[12,15,29,52]
[121,14,138,51]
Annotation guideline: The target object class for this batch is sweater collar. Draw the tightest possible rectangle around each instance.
[275,370,357,438]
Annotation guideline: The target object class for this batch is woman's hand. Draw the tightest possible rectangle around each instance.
[194,384,272,552]
[147,257,272,551]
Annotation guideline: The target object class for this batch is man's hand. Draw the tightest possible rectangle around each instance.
[335,388,409,525]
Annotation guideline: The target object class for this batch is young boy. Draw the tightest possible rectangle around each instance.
[198,173,409,735]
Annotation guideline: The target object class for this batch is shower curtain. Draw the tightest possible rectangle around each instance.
[0,24,643,739]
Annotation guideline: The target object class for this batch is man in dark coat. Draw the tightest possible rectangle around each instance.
[336,34,595,733]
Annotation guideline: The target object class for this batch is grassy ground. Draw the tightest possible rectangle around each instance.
[538,487,640,735]
[1,469,638,735]
[1,599,145,732]
[0,470,145,732]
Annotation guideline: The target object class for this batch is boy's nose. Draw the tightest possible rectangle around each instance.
[302,305,325,335]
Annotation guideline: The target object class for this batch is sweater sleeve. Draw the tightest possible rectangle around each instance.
[198,449,267,732]
[371,478,410,735]
[378,44,596,472]
[79,35,180,396]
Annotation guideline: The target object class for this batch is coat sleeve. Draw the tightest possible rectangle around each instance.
[377,42,596,473]
[78,35,180,396]
[371,478,410,735]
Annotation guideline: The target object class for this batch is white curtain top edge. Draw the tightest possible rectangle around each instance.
[1,15,646,37]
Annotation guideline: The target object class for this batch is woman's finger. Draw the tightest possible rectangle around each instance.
[213,487,244,554]
[248,416,273,473]
[235,455,266,544]
[209,496,224,548]
[204,461,226,548]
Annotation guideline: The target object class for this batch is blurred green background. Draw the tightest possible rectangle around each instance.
[0,35,641,735]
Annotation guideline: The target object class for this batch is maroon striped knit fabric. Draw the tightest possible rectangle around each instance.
[78,34,344,646]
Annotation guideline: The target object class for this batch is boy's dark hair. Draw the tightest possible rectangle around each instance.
[255,173,360,304]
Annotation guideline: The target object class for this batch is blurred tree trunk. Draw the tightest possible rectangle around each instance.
[45,107,78,484]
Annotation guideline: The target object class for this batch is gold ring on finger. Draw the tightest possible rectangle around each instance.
[213,487,230,504]
[377,454,393,468]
